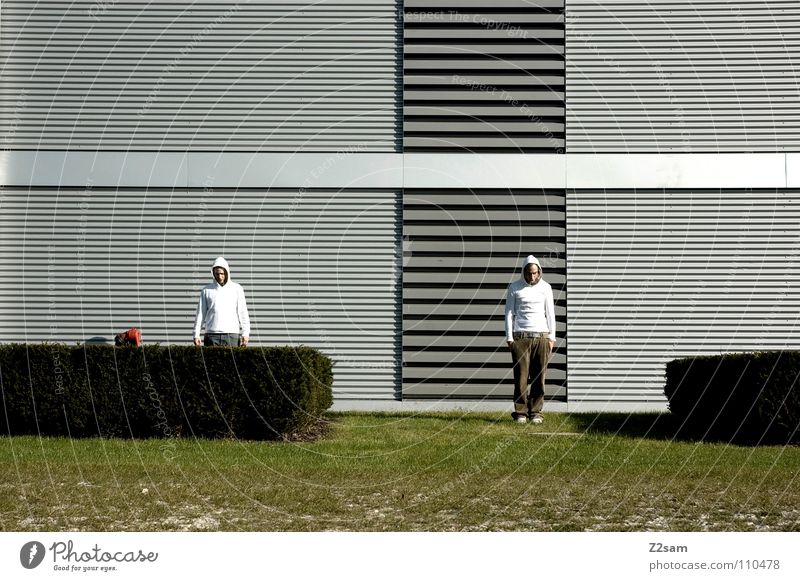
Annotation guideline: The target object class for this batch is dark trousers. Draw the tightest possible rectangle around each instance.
[510,333,551,417]
[204,333,240,347]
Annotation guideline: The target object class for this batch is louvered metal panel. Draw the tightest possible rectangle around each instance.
[403,0,565,152]
[0,187,401,399]
[566,0,800,152]
[567,188,800,404]
[0,0,400,151]
[402,188,567,400]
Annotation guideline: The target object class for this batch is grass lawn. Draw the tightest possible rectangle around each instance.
[1,412,798,531]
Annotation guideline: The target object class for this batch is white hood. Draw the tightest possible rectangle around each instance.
[521,255,541,274]
[212,256,230,286]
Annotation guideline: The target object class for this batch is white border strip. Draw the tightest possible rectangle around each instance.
[2,152,797,189]
[3,532,796,579]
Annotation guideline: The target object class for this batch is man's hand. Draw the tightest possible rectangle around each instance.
[193,337,202,346]
[507,340,514,349]
[549,340,556,351]
[240,335,249,347]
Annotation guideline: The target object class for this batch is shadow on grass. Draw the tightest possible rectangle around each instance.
[570,412,687,441]
[328,411,795,446]
[332,410,691,440]
[332,410,690,440]
[570,412,798,447]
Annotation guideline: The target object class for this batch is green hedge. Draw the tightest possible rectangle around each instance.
[0,344,332,440]
[665,351,800,445]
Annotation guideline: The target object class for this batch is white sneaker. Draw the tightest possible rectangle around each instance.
[530,414,544,424]
[515,416,527,424]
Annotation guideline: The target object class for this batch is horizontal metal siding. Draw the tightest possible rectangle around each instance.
[404,0,565,152]
[567,188,800,403]
[0,187,401,400]
[402,188,567,400]
[0,0,400,151]
[566,0,800,152]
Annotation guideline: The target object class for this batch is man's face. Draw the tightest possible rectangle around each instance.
[523,263,541,285]
[213,267,227,286]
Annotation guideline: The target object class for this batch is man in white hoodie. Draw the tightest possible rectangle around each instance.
[505,255,556,424]
[193,257,251,347]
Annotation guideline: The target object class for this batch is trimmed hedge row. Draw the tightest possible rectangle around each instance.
[0,344,332,440]
[665,351,800,445]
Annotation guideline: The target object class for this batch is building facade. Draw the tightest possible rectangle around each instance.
[2,0,799,411]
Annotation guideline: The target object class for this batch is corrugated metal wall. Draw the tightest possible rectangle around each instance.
[0,186,401,399]
[402,188,567,399]
[567,188,800,404]
[403,0,565,152]
[566,0,800,152]
[0,0,400,151]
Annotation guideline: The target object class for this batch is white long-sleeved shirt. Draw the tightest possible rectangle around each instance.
[504,277,556,342]
[193,280,251,338]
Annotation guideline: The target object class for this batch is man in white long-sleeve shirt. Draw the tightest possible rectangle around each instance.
[505,255,556,424]
[193,257,251,347]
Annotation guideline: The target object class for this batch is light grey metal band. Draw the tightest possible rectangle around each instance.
[1,151,798,188]
[567,153,792,189]
[0,151,402,188]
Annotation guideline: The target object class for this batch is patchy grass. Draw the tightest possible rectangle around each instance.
[1,412,798,531]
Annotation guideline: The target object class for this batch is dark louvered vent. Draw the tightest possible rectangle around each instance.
[402,188,567,400]
[403,0,565,152]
